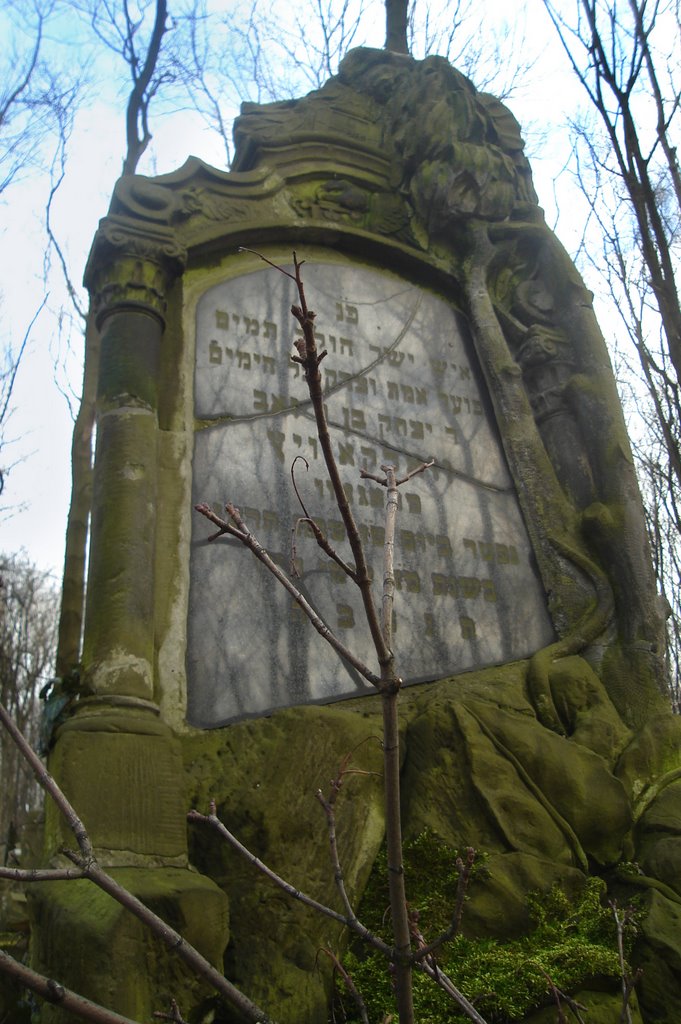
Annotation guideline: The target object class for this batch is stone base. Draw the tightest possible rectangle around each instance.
[30,867,228,1023]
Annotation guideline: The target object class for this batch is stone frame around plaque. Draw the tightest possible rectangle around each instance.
[79,46,664,739]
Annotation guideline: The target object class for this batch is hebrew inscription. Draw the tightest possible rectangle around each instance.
[187,262,553,726]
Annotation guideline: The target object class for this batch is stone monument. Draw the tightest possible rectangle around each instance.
[31,47,681,1024]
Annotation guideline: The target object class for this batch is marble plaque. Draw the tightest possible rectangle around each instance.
[187,262,553,726]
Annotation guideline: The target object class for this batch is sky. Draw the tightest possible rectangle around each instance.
[0,0,587,582]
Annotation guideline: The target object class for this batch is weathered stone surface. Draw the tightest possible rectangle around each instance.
[29,869,228,1024]
[635,890,681,1024]
[177,663,669,1023]
[44,713,188,863]
[398,669,631,870]
[461,851,587,939]
[183,703,386,1024]
[616,713,681,804]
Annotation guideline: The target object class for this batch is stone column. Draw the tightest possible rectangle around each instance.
[33,218,229,1023]
[81,219,186,702]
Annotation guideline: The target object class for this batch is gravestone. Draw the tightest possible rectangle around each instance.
[188,260,553,724]
[35,45,681,1024]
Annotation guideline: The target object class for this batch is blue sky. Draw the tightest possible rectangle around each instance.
[0,0,585,577]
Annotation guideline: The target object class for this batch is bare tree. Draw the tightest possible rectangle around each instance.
[543,0,681,701]
[0,553,58,864]
[0,0,81,502]
[0,0,78,197]
[177,0,537,166]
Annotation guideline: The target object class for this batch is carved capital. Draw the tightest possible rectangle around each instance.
[84,217,187,328]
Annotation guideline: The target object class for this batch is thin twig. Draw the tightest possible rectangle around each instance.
[319,947,370,1024]
[359,459,435,488]
[0,700,275,1024]
[418,958,489,1024]
[153,999,187,1023]
[610,901,640,1024]
[188,804,392,958]
[195,502,380,685]
[539,969,587,1024]
[0,950,140,1024]
[316,754,361,924]
[410,847,476,963]
[290,456,358,581]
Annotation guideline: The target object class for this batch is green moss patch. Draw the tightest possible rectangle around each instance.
[336,832,633,1023]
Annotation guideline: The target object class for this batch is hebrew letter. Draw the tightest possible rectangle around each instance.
[409,420,424,440]
[405,570,420,593]
[388,381,399,400]
[215,310,229,330]
[263,509,279,530]
[340,337,353,356]
[370,525,385,546]
[460,616,476,639]
[406,493,421,514]
[266,430,285,462]
[345,304,358,323]
[263,320,277,340]
[262,356,275,375]
[459,576,481,599]
[415,387,427,405]
[479,542,495,561]
[360,445,377,469]
[339,442,355,466]
[401,529,415,553]
[209,340,222,365]
[482,580,498,603]
[253,389,268,412]
[237,350,251,370]
[401,385,414,403]
[436,534,453,557]
[337,604,355,629]
[463,538,477,556]
[242,506,260,528]
[387,351,405,366]
[432,573,447,595]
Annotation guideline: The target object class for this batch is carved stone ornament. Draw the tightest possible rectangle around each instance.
[84,217,187,327]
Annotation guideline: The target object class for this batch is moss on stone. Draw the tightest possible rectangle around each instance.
[29,868,228,1024]
[337,835,634,1023]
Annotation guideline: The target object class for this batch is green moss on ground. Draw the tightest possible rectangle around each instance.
[336,832,635,1024]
